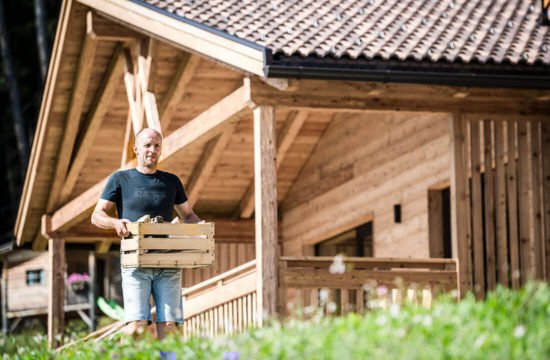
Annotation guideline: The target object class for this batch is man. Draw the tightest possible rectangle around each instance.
[91,128,201,340]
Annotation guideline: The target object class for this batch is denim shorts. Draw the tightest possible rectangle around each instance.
[121,267,183,324]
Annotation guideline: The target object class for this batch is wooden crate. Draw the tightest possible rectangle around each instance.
[120,222,215,269]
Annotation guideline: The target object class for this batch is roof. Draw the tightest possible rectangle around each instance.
[140,0,550,66]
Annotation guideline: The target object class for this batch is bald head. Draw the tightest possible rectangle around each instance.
[134,128,162,171]
[135,128,162,143]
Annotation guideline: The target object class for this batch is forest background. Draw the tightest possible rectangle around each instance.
[0,0,61,246]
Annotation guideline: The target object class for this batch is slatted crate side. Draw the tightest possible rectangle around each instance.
[126,222,215,237]
[121,236,214,251]
[121,222,216,268]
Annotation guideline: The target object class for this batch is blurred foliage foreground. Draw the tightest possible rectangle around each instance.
[1,282,549,359]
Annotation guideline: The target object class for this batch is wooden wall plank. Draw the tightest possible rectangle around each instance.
[253,106,279,321]
[449,113,472,297]
[542,122,550,280]
[483,120,496,291]
[517,120,533,284]
[494,120,509,286]
[507,121,521,289]
[470,120,485,298]
[529,121,544,280]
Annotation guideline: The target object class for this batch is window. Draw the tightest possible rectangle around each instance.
[428,187,452,258]
[315,222,373,257]
[26,269,45,286]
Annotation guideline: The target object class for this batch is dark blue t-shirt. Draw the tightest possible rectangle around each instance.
[100,169,187,222]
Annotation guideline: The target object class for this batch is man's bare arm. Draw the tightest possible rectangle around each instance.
[174,201,202,224]
[91,199,130,237]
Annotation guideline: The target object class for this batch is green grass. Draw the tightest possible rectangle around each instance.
[1,283,549,359]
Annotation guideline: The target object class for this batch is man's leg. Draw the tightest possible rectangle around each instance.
[122,320,149,337]
[121,268,153,337]
[152,269,183,340]
[157,321,178,340]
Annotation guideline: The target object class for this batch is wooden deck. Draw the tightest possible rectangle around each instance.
[182,256,457,338]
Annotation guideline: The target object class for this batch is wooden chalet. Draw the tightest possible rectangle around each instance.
[0,244,121,334]
[13,0,550,347]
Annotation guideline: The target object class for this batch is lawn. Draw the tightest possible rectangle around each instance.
[1,282,548,359]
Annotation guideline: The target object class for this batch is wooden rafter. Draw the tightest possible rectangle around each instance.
[46,20,98,212]
[48,86,250,235]
[239,111,308,218]
[57,45,125,207]
[123,47,142,134]
[86,11,142,42]
[159,54,200,134]
[120,112,135,168]
[186,126,236,206]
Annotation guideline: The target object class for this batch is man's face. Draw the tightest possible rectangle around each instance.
[134,129,162,169]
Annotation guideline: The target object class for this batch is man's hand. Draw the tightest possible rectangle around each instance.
[114,219,131,237]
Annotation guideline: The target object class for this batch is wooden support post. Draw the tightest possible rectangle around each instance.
[542,122,550,280]
[507,120,521,289]
[88,252,96,332]
[253,106,279,323]
[449,113,472,297]
[104,255,111,299]
[43,215,66,348]
[48,236,65,348]
[1,258,7,333]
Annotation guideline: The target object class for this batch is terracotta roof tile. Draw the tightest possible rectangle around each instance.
[141,0,550,65]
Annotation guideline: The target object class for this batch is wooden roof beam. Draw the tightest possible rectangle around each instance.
[238,110,308,218]
[246,78,550,115]
[87,11,143,42]
[49,85,251,234]
[187,126,236,206]
[46,23,98,212]
[78,0,265,76]
[159,54,200,134]
[58,45,125,207]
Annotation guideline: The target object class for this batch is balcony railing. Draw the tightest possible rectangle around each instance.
[182,260,257,338]
[181,256,458,338]
[279,256,458,315]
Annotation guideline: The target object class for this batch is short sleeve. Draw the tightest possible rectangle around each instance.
[101,172,120,202]
[173,175,188,204]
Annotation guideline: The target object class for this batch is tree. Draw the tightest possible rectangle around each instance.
[0,0,29,175]
[33,0,50,82]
